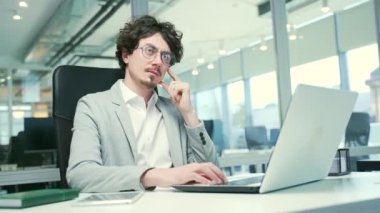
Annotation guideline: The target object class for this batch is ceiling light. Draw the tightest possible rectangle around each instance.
[196,57,205,64]
[218,40,227,55]
[218,49,226,55]
[191,68,199,76]
[289,34,297,41]
[259,36,268,51]
[207,63,215,70]
[287,23,297,41]
[321,0,330,13]
[259,44,268,51]
[13,11,22,20]
[19,0,28,8]
[13,14,22,20]
[196,49,205,64]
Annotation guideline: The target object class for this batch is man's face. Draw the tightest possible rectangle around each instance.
[123,33,171,89]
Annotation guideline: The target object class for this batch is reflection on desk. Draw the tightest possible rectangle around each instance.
[12,172,380,213]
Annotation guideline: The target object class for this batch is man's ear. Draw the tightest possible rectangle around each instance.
[122,48,129,63]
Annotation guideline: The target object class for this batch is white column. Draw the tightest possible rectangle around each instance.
[270,0,292,125]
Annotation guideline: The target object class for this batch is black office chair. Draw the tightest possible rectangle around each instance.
[245,126,269,150]
[0,144,8,164]
[245,126,269,173]
[213,120,225,152]
[269,128,280,147]
[203,120,214,138]
[53,65,124,188]
[204,120,214,138]
[4,132,49,192]
[204,119,225,156]
[6,131,45,168]
[6,134,25,166]
[344,112,371,171]
[345,112,370,147]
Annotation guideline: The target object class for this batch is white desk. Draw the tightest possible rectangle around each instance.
[6,172,380,213]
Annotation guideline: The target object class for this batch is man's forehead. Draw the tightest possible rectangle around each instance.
[138,33,170,51]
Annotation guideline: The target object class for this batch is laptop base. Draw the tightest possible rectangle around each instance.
[173,184,260,193]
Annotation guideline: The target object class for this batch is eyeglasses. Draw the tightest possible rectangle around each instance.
[137,44,176,67]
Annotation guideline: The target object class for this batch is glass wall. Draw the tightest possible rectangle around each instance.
[287,0,379,150]
[195,87,223,120]
[290,56,340,91]
[249,71,279,131]
[226,80,246,149]
[0,68,51,169]
[185,0,380,153]
[347,44,379,117]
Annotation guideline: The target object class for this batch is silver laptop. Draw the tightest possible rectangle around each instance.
[173,84,358,193]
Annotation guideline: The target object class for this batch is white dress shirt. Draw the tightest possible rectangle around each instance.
[119,80,172,168]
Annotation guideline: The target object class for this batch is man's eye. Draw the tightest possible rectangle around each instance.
[145,47,156,55]
[162,53,171,61]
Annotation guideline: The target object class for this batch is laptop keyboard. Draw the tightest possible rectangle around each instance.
[226,175,264,186]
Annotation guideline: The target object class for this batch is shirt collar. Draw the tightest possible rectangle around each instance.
[119,79,158,108]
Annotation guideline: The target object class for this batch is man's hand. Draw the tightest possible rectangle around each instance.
[141,162,228,188]
[159,69,200,127]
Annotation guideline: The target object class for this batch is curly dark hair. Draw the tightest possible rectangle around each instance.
[115,15,183,71]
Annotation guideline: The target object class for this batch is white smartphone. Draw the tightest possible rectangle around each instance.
[72,191,144,206]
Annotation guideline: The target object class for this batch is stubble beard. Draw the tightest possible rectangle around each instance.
[127,67,159,90]
[140,75,157,89]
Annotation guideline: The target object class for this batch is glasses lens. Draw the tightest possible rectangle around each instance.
[161,52,173,66]
[142,45,157,58]
[140,45,175,66]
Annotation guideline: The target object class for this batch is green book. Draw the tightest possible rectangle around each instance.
[0,188,80,209]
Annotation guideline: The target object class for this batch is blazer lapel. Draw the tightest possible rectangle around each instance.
[110,82,138,162]
[156,98,184,166]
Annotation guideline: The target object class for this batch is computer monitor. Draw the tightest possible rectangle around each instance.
[23,117,56,151]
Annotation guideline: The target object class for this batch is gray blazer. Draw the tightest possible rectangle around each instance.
[66,81,219,192]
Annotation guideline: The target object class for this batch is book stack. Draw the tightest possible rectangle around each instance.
[0,188,80,209]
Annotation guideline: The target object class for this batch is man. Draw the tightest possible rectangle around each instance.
[67,15,227,192]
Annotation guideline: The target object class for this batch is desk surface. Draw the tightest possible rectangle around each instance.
[6,172,380,213]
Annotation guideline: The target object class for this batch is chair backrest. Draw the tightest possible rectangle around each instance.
[53,65,124,188]
[212,119,225,153]
[245,126,268,150]
[345,112,370,147]
[204,120,214,138]
[204,119,224,155]
[269,128,280,145]
[6,134,24,166]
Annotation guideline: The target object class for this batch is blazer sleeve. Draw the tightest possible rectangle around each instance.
[66,95,151,192]
[184,121,220,167]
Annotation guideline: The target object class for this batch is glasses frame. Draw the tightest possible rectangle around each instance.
[137,44,176,67]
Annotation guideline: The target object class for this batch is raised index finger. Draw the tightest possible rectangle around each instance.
[167,69,180,81]
[159,81,169,94]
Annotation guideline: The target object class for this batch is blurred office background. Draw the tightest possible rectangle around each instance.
[0,0,380,173]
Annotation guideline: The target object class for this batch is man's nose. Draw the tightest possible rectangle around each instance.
[151,53,163,65]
